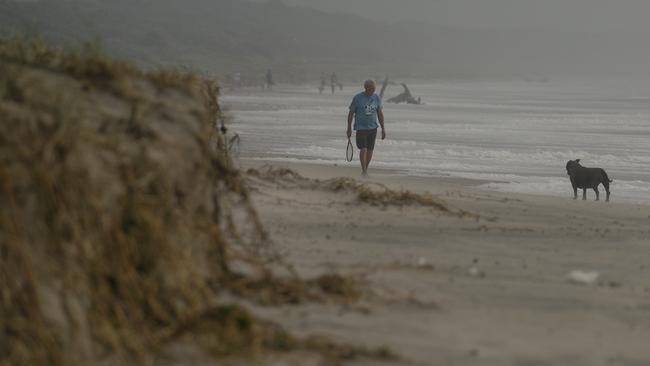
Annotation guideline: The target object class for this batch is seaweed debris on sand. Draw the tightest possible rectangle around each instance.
[247,165,478,218]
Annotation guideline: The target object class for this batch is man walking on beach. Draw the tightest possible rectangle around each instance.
[347,79,386,176]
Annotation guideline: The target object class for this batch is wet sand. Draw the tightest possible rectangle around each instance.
[243,158,650,366]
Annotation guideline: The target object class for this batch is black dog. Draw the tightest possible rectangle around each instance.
[565,159,613,201]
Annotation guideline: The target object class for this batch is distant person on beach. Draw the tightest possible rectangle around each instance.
[347,79,386,176]
[265,69,274,90]
[319,72,327,94]
[330,72,338,94]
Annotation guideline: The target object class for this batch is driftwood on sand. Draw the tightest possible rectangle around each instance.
[386,82,422,105]
[379,76,390,99]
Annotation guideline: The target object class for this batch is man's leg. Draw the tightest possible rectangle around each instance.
[362,130,377,175]
[359,148,368,175]
[366,149,374,171]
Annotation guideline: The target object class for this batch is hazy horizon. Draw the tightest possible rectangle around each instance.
[277,0,650,33]
[2,0,649,80]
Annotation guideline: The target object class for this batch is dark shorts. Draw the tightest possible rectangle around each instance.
[355,129,377,150]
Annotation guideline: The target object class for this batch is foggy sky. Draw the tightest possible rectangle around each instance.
[279,0,650,33]
[3,0,649,78]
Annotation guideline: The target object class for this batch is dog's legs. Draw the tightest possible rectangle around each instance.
[582,188,587,200]
[603,181,611,202]
[572,185,578,200]
[593,187,599,201]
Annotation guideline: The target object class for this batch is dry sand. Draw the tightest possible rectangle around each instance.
[242,158,650,366]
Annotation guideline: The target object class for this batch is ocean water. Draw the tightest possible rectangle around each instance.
[222,79,650,204]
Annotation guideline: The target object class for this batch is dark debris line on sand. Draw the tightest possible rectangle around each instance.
[247,165,481,219]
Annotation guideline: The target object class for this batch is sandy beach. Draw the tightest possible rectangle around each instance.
[242,158,650,366]
[5,5,650,364]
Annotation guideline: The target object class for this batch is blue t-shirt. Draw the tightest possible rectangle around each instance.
[349,92,382,130]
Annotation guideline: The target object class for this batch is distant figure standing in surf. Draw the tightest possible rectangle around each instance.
[330,72,338,94]
[265,69,274,90]
[319,72,327,94]
[347,79,386,176]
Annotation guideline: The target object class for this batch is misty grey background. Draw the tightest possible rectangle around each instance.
[1,0,649,80]
[279,0,650,32]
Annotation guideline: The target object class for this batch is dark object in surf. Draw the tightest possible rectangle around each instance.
[386,83,422,105]
[565,159,613,201]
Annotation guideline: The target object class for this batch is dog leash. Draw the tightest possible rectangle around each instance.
[346,137,354,162]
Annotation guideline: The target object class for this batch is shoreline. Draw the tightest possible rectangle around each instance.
[224,78,650,208]
[241,157,648,208]
[241,157,492,188]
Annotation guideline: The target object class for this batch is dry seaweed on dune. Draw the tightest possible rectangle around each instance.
[0,35,209,100]
[0,37,392,366]
[248,165,478,218]
[247,165,309,186]
[162,305,398,364]
[323,177,444,207]
[302,336,399,364]
[223,271,362,306]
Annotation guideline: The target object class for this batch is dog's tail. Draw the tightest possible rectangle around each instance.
[601,169,613,183]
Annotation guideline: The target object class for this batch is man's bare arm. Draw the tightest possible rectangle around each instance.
[347,110,354,137]
[378,108,386,139]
